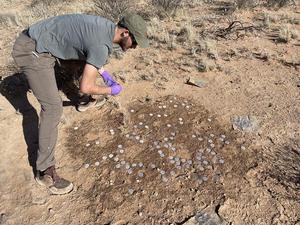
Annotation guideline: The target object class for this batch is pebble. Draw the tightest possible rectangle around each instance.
[150,163,156,169]
[138,172,144,178]
[145,125,149,129]
[162,176,168,182]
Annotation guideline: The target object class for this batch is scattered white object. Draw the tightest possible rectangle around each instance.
[174,104,178,108]
[84,163,89,169]
[139,140,144,144]
[109,154,114,158]
[163,105,167,108]
[219,159,225,164]
[192,134,196,138]
[74,126,79,130]
[167,124,172,127]
[95,141,100,145]
[210,134,215,137]
[85,143,90,147]
[116,164,121,169]
[171,132,176,136]
[102,156,107,160]
[135,136,140,140]
[130,109,135,113]
[145,125,149,129]
[139,122,143,125]
[118,144,123,149]
[157,114,161,118]
[128,188,134,195]
[164,114,168,117]
[158,106,162,109]
[164,137,168,141]
[149,113,153,116]
[208,118,212,122]
[221,134,226,139]
[179,122,184,125]
[241,145,246,150]
[138,162,144,167]
[125,134,130,138]
[95,161,100,166]
[225,141,230,145]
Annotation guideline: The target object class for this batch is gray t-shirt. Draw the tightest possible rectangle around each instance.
[28,14,115,69]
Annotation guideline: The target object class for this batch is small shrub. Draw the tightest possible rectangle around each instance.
[234,0,257,9]
[93,0,133,22]
[267,0,296,7]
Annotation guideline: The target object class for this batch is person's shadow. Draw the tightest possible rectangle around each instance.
[0,60,87,176]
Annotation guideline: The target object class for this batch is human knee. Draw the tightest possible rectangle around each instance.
[42,102,63,120]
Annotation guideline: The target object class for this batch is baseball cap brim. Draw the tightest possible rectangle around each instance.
[134,33,149,48]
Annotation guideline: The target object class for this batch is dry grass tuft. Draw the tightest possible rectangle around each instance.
[93,0,133,22]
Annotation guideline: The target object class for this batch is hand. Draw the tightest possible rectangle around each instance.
[100,70,116,87]
[111,84,122,96]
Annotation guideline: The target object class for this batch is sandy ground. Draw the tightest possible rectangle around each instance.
[0,0,299,224]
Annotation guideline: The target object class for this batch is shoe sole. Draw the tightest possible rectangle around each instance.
[35,177,74,195]
[77,98,107,112]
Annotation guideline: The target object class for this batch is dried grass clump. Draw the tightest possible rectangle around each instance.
[151,0,183,17]
[147,17,170,43]
[234,0,257,9]
[267,0,296,7]
[30,0,66,19]
[93,0,133,22]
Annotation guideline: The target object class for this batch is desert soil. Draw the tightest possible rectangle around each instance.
[0,0,299,225]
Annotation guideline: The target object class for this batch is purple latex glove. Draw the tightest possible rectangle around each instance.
[101,70,116,87]
[111,84,122,96]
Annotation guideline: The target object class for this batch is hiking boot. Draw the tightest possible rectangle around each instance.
[35,166,73,195]
[76,97,107,112]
